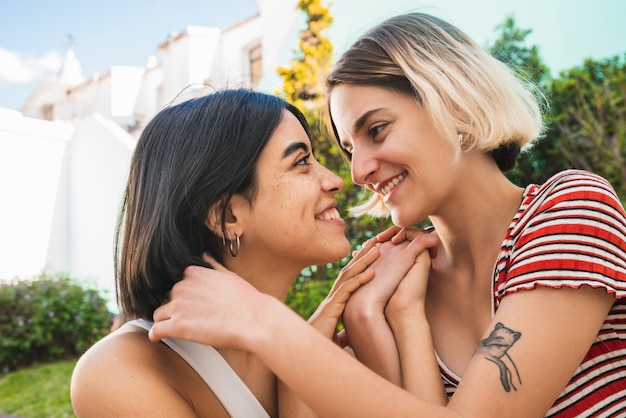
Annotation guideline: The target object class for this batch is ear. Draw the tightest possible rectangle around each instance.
[205,195,248,241]
[205,201,225,239]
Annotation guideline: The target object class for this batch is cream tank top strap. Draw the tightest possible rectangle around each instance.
[122,318,270,418]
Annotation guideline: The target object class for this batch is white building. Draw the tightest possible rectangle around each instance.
[0,0,305,310]
[21,0,303,136]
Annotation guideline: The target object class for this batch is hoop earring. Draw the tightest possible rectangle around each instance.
[221,224,228,246]
[228,233,240,257]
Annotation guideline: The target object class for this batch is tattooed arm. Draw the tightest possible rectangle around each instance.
[447,286,614,416]
[148,257,615,417]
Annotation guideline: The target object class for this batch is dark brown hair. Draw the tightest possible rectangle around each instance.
[115,89,308,320]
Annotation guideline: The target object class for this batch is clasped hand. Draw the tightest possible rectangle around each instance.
[309,226,438,346]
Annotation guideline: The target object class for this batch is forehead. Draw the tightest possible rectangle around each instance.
[257,110,311,162]
[330,84,394,137]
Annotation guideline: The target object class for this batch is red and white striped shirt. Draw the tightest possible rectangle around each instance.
[440,170,626,417]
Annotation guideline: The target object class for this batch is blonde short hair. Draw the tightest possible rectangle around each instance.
[327,12,546,217]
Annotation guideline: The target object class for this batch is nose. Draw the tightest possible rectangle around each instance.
[350,146,377,186]
[320,165,344,193]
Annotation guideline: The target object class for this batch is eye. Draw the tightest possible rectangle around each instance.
[339,141,352,160]
[295,153,312,166]
[339,143,353,161]
[368,123,387,138]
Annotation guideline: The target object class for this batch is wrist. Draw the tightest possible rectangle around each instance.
[387,309,429,336]
[243,292,286,352]
[344,299,386,323]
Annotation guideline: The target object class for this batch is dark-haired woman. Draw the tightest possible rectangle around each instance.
[70,89,432,417]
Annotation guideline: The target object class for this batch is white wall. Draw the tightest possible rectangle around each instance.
[0,108,134,311]
[159,27,222,106]
[60,114,134,306]
[211,15,262,89]
[0,109,74,280]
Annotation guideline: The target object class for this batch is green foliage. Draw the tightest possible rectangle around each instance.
[285,270,335,319]
[547,56,626,201]
[488,16,626,204]
[0,273,112,372]
[486,16,555,188]
[488,15,550,88]
[0,359,76,417]
[277,0,334,110]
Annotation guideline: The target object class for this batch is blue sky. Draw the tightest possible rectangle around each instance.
[1,0,625,111]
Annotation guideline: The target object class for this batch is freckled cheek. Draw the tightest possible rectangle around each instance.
[268,179,315,226]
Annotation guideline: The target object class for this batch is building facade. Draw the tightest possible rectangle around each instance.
[0,0,303,310]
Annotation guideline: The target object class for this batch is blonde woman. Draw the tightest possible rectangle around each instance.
[149,13,626,417]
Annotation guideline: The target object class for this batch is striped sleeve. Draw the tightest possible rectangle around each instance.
[502,170,626,296]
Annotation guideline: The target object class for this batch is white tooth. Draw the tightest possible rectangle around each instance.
[319,208,339,220]
[381,172,406,195]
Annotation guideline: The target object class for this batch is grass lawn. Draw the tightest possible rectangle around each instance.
[0,359,77,418]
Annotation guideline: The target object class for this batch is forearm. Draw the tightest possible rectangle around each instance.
[389,314,447,404]
[252,296,455,418]
[343,301,402,385]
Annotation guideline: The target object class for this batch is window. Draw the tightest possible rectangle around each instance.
[248,44,262,88]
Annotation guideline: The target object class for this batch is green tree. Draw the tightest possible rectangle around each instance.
[488,15,550,88]
[548,56,626,201]
[277,0,333,112]
[486,16,556,187]
[277,0,390,316]
[487,16,626,201]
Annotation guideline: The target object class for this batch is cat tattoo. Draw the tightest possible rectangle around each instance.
[475,322,522,392]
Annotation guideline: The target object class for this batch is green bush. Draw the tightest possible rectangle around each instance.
[285,267,335,319]
[0,273,112,373]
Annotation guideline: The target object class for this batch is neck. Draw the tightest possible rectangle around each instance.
[223,253,303,302]
[430,151,523,276]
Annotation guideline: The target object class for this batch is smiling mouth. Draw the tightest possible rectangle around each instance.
[315,207,341,221]
[378,172,407,196]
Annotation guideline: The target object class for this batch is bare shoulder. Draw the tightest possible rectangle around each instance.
[71,327,198,417]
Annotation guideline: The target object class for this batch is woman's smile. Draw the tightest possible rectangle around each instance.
[314,206,345,230]
[375,171,408,202]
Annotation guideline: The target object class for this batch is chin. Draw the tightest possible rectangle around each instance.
[390,213,408,228]
[390,211,417,229]
[329,239,351,262]
[335,239,351,258]
[308,239,350,266]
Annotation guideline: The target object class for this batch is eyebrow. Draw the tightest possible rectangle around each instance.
[282,141,309,159]
[353,108,384,133]
[340,108,385,149]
